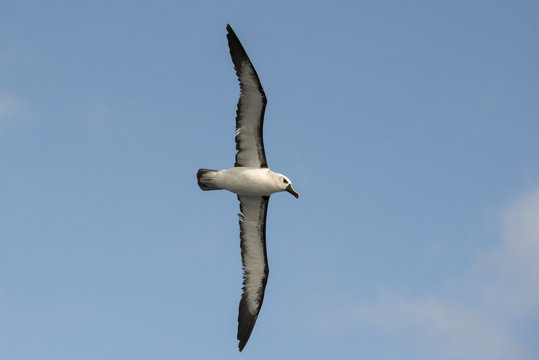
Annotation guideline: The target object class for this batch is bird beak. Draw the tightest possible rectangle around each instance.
[286,184,299,198]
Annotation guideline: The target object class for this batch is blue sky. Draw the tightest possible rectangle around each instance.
[1,1,538,359]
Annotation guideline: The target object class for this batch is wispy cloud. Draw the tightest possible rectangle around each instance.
[345,294,530,360]
[0,92,18,117]
[319,187,539,359]
[482,188,539,313]
[0,89,22,137]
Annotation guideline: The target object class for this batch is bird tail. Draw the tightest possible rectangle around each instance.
[197,169,222,191]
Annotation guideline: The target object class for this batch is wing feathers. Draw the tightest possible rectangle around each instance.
[226,25,268,168]
[237,195,270,351]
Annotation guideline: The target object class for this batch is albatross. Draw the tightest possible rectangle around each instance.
[196,24,299,351]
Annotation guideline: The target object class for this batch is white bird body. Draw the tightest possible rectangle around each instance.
[206,167,290,196]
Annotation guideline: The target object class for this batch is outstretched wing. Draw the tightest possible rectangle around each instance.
[227,24,268,168]
[237,195,270,351]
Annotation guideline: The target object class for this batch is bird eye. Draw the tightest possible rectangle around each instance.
[283,179,288,184]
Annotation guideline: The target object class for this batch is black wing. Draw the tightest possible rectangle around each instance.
[237,195,270,351]
[227,24,268,168]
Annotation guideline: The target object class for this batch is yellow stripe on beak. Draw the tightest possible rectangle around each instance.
[286,184,299,199]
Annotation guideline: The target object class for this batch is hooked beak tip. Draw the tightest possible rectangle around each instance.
[286,184,299,199]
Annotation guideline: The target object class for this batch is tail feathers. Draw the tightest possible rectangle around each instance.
[197,169,221,191]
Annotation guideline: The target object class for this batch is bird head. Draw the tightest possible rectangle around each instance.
[274,173,299,198]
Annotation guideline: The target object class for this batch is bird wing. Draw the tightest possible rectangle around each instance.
[236,195,270,351]
[227,24,268,168]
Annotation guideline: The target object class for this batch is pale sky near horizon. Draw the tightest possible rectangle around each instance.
[1,1,539,359]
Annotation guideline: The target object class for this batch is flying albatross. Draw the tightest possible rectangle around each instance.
[196,24,299,351]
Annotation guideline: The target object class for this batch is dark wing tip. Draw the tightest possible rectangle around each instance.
[237,295,259,352]
[226,25,256,78]
[226,24,249,69]
[226,24,238,40]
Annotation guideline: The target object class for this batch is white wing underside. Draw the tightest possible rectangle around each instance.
[227,25,268,169]
[237,195,269,349]
[234,63,267,168]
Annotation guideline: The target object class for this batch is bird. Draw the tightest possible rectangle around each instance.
[196,24,299,351]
